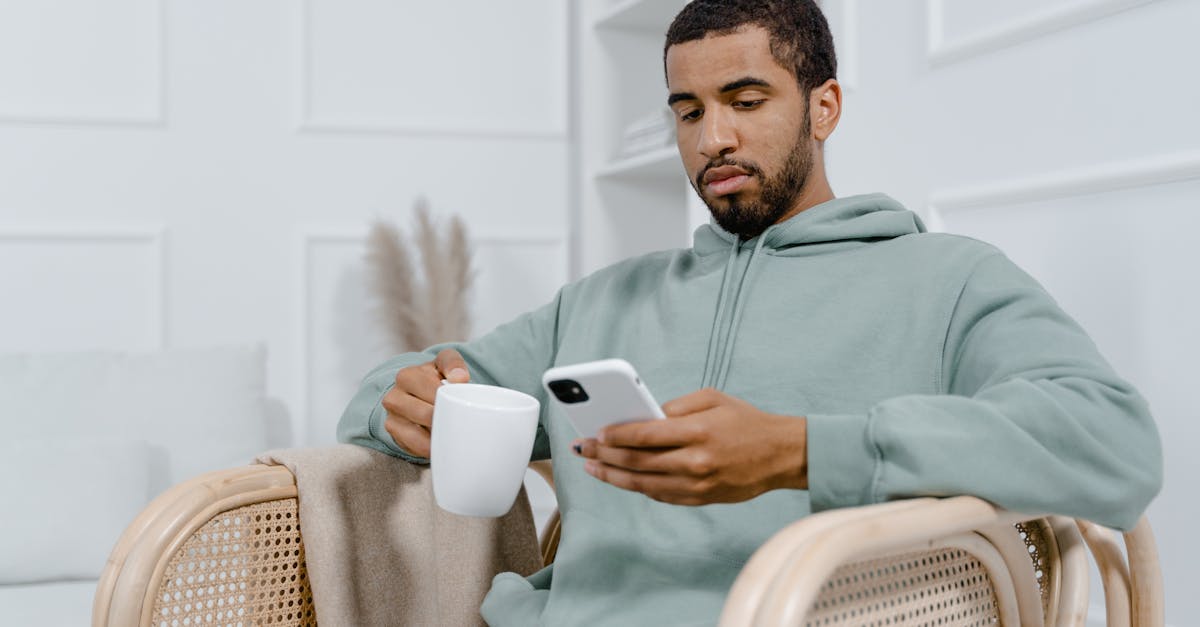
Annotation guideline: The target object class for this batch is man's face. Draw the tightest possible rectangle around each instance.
[666,26,814,239]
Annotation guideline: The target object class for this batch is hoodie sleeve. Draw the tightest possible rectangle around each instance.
[335,289,565,464]
[807,252,1163,531]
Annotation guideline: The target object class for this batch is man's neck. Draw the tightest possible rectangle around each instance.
[774,176,835,226]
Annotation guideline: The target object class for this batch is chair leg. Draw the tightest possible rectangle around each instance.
[540,510,561,566]
[1123,517,1164,627]
[1076,520,1131,627]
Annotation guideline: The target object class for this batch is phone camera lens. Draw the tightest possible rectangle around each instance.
[549,379,589,404]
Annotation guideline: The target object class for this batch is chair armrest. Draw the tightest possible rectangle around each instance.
[92,464,308,627]
[720,497,1096,627]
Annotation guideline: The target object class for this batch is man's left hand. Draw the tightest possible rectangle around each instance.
[571,388,808,505]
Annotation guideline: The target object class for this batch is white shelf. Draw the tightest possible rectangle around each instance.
[595,0,689,31]
[576,0,695,277]
[595,147,683,180]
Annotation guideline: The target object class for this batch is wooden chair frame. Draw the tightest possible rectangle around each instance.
[94,459,1163,627]
[93,465,299,627]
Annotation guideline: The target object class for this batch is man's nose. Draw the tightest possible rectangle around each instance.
[698,110,738,159]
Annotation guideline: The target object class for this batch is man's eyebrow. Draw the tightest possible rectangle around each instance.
[667,77,772,106]
[667,91,696,106]
[720,77,771,93]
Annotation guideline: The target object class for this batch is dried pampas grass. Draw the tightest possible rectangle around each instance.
[366,198,475,352]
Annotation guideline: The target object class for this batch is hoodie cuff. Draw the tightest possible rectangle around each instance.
[805,413,878,512]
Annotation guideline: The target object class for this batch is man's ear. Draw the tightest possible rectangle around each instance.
[811,78,842,142]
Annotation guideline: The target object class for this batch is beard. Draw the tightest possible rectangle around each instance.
[692,117,813,240]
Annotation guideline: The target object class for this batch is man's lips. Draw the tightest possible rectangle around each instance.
[702,165,749,184]
[702,165,753,196]
[707,174,751,196]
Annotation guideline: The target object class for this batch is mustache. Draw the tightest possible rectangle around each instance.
[696,157,764,188]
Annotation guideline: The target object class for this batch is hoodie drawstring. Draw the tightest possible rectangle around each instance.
[700,243,740,388]
[701,235,767,391]
[714,236,767,390]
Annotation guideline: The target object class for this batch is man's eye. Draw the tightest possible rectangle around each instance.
[679,109,702,121]
[733,99,765,109]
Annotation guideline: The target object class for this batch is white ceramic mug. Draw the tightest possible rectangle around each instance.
[430,383,540,517]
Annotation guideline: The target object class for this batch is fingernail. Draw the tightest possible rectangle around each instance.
[584,461,597,475]
[571,442,582,455]
[448,368,468,381]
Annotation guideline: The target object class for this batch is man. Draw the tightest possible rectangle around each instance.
[338,1,1163,624]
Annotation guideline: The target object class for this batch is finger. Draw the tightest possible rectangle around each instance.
[433,349,470,383]
[599,416,707,448]
[591,443,717,478]
[661,387,726,417]
[383,415,432,458]
[584,460,711,501]
[381,390,435,428]
[572,437,667,467]
[395,363,443,404]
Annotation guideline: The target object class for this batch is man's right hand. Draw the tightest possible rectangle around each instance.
[381,349,471,458]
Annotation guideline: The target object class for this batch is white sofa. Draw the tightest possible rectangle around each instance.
[0,346,289,627]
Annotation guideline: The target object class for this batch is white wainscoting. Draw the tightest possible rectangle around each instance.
[0,226,166,350]
[295,0,567,139]
[821,0,859,91]
[926,0,1161,66]
[0,0,164,126]
[929,150,1200,215]
[295,227,565,446]
[934,168,1197,627]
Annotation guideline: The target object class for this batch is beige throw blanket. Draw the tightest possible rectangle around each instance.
[256,445,542,627]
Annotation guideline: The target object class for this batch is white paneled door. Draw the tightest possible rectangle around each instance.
[822,1,1198,624]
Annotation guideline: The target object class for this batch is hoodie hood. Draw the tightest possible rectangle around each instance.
[692,193,926,390]
[692,193,926,256]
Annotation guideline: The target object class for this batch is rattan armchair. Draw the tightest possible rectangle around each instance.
[93,455,1162,627]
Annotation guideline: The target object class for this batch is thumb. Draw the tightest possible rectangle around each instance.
[434,349,470,383]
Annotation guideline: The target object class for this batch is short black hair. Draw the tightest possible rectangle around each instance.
[664,0,837,94]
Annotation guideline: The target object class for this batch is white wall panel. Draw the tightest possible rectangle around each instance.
[0,0,162,124]
[300,232,393,447]
[299,229,565,448]
[820,0,859,90]
[0,228,164,350]
[940,178,1200,627]
[300,0,567,137]
[928,0,1159,66]
[923,0,1200,194]
[938,0,1057,36]
[827,1,1195,621]
[0,0,567,577]
[930,151,1200,212]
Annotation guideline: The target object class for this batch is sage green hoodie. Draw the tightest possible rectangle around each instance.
[337,193,1161,627]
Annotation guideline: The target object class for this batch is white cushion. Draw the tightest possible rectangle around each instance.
[0,580,99,627]
[0,438,150,584]
[0,345,270,496]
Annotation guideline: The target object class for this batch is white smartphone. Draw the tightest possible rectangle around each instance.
[542,358,665,439]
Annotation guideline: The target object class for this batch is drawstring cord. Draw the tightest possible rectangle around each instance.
[700,242,741,389]
[701,233,768,391]
[714,236,767,390]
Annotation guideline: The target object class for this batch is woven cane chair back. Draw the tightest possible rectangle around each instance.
[93,465,311,627]
[797,519,1065,627]
[151,499,315,627]
[720,498,1095,627]
[803,546,1003,626]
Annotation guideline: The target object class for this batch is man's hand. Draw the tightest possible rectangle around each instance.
[571,388,808,505]
[381,349,470,458]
